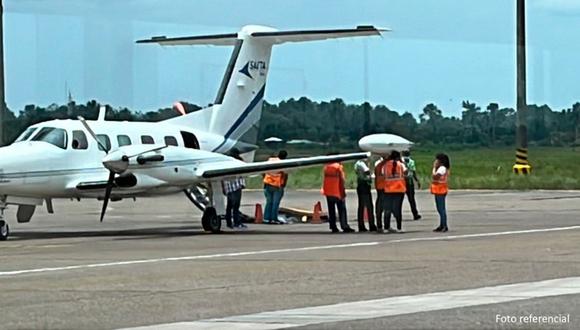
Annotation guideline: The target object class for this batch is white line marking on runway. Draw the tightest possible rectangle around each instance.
[0,242,379,277]
[120,276,580,330]
[2,225,579,277]
[388,225,580,244]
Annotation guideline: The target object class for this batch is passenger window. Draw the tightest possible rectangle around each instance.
[96,134,112,152]
[180,131,200,149]
[117,135,132,147]
[72,130,88,150]
[31,127,68,149]
[164,136,178,146]
[141,135,154,144]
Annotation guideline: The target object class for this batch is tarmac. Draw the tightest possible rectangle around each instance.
[1,190,579,330]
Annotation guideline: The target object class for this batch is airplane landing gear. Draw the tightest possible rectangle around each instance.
[201,207,221,233]
[0,220,9,241]
[0,199,8,241]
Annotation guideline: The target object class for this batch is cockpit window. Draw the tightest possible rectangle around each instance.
[31,127,68,149]
[14,127,38,142]
[96,134,112,152]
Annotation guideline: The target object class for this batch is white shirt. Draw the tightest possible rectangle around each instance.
[435,166,447,176]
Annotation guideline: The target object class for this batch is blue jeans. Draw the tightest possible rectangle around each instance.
[435,194,447,228]
[264,184,283,221]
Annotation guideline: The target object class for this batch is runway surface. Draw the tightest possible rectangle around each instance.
[1,190,579,329]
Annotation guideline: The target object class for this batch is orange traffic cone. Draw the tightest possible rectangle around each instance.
[312,201,322,224]
[254,203,263,224]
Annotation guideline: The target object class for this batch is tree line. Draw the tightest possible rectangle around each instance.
[3,98,580,147]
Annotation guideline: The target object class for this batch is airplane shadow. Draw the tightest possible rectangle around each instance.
[10,226,424,241]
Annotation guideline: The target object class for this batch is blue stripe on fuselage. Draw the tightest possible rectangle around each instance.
[212,85,266,152]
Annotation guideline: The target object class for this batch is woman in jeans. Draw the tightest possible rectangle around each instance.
[431,153,450,232]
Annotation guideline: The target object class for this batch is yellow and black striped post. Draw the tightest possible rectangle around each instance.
[512,0,531,176]
[513,148,532,175]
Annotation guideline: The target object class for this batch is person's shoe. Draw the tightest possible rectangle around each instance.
[226,224,234,229]
[358,227,368,232]
[397,228,405,233]
[343,227,355,233]
[376,228,384,234]
[387,228,398,233]
[262,219,271,224]
[441,226,448,232]
[433,226,443,232]
[369,226,378,232]
[413,215,422,221]
[331,228,340,233]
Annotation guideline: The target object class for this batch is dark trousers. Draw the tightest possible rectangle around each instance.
[326,196,349,230]
[225,189,242,227]
[404,180,420,218]
[383,193,404,230]
[375,190,384,229]
[357,187,376,230]
[435,194,448,228]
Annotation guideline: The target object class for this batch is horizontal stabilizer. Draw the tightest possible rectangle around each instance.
[136,25,387,46]
[136,33,238,46]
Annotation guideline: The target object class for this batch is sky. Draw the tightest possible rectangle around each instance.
[4,0,580,117]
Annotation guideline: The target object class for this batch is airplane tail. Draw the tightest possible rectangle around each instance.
[138,25,385,154]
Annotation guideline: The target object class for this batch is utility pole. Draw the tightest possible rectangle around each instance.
[513,0,531,175]
[0,0,5,146]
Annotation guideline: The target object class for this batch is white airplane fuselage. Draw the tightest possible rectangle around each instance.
[0,119,232,199]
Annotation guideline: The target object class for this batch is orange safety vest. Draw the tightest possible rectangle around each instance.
[321,162,345,198]
[374,160,386,190]
[431,167,450,195]
[383,160,406,193]
[263,157,283,187]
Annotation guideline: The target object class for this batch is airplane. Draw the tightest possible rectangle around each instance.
[0,25,387,241]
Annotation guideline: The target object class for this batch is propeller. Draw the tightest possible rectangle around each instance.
[78,116,116,222]
[78,116,167,222]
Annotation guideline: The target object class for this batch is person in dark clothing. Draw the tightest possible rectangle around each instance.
[222,148,246,229]
[402,150,422,220]
[354,158,376,232]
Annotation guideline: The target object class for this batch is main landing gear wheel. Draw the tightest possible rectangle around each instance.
[0,220,9,241]
[201,207,221,233]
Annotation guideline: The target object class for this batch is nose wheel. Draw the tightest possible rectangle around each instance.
[0,220,9,241]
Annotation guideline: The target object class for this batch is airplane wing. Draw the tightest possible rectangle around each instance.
[198,152,369,180]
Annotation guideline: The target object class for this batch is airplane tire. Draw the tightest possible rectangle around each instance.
[0,220,9,241]
[201,207,221,233]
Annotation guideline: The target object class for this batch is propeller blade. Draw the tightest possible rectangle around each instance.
[78,116,109,153]
[100,171,116,222]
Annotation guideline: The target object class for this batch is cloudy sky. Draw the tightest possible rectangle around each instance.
[4,0,580,116]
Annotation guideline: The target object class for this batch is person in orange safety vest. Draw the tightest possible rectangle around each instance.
[263,150,288,224]
[431,153,451,233]
[321,159,354,233]
[382,150,407,233]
